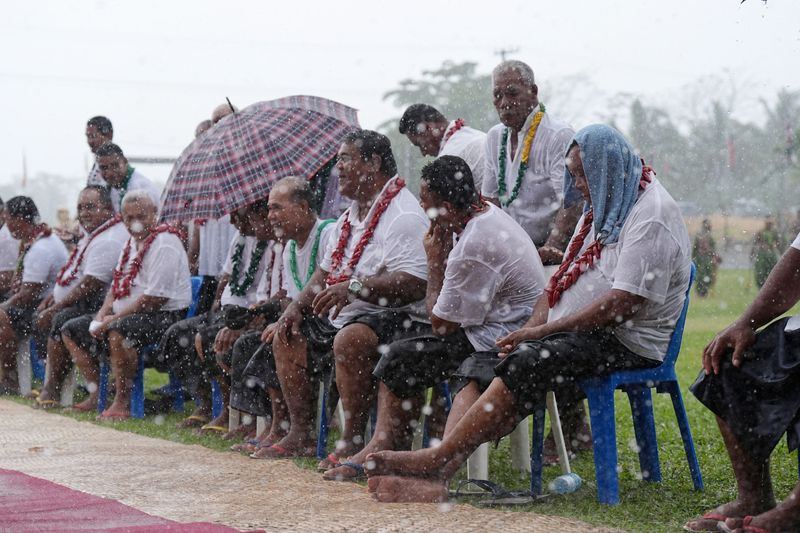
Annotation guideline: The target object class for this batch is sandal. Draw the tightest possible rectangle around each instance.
[322,461,365,482]
[450,479,537,506]
[718,516,777,533]
[318,453,339,472]
[683,512,734,532]
[33,398,59,410]
[250,443,315,460]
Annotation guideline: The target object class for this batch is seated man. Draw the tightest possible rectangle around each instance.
[95,142,161,213]
[228,176,335,452]
[35,186,128,408]
[323,155,546,481]
[685,238,800,532]
[61,191,191,418]
[0,197,20,299]
[262,130,429,459]
[363,124,691,503]
[0,196,68,395]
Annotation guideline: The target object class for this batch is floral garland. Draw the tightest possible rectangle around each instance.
[289,219,335,291]
[326,177,406,286]
[228,238,268,297]
[440,118,465,150]
[111,224,186,299]
[12,225,52,292]
[116,165,135,204]
[261,246,284,298]
[544,164,654,308]
[497,103,545,207]
[56,216,121,287]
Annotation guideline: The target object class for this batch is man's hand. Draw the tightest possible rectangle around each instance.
[36,307,56,334]
[423,222,452,268]
[537,245,565,266]
[261,322,279,344]
[92,314,117,339]
[213,327,242,355]
[271,304,304,344]
[496,325,548,357]
[702,321,757,375]
[312,282,353,320]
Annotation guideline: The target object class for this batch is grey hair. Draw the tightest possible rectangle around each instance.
[272,176,314,209]
[492,60,536,86]
[120,190,156,210]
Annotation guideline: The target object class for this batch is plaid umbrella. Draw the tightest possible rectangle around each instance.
[159,95,359,223]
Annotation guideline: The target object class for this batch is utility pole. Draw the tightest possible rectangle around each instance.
[494,47,519,62]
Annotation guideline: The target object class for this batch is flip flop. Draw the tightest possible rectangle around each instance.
[231,439,263,453]
[318,453,339,471]
[176,415,209,429]
[683,512,733,532]
[196,424,228,434]
[33,398,59,410]
[64,403,96,413]
[322,461,365,481]
[450,479,539,506]
[718,516,776,533]
[250,443,315,460]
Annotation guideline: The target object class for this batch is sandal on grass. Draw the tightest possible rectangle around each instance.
[718,516,779,533]
[33,398,59,410]
[318,453,339,471]
[249,443,315,460]
[683,512,734,532]
[322,461,365,482]
[450,479,538,506]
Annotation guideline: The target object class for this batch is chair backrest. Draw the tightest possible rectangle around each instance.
[186,276,204,318]
[661,262,696,367]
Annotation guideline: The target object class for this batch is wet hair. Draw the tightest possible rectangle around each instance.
[492,60,536,86]
[80,185,114,211]
[273,176,315,211]
[87,116,113,136]
[6,196,40,224]
[249,198,270,214]
[342,130,398,177]
[95,142,125,159]
[120,190,156,210]
[398,104,446,135]
[420,155,478,211]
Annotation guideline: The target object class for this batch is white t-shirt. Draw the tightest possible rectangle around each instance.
[221,234,275,308]
[199,215,237,277]
[320,176,429,329]
[87,162,106,186]
[548,180,691,360]
[110,168,162,213]
[433,204,546,351]
[0,225,20,273]
[22,233,69,299]
[112,232,192,314]
[53,221,129,303]
[482,110,575,247]
[255,241,284,302]
[438,121,488,193]
[281,219,336,300]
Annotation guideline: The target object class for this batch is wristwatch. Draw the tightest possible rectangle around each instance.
[347,278,363,297]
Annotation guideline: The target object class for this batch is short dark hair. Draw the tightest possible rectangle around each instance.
[87,116,113,136]
[80,185,114,211]
[95,142,125,159]
[420,155,478,211]
[398,104,446,135]
[342,130,397,177]
[249,198,270,214]
[6,196,40,224]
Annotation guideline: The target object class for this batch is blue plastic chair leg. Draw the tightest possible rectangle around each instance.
[661,381,704,491]
[30,339,46,382]
[625,386,662,482]
[168,371,185,412]
[97,363,109,413]
[530,405,547,496]
[584,383,620,505]
[130,354,145,419]
[211,379,223,419]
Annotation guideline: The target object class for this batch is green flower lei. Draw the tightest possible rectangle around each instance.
[497,103,545,207]
[289,219,335,291]
[117,165,135,203]
[228,238,268,296]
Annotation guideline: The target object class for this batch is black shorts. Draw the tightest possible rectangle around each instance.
[230,331,274,416]
[48,296,104,342]
[455,330,660,420]
[373,329,475,398]
[4,305,36,338]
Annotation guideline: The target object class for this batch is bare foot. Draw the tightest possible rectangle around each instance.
[65,397,97,413]
[368,475,448,503]
[222,421,255,440]
[684,500,774,532]
[722,503,800,533]
[365,449,449,478]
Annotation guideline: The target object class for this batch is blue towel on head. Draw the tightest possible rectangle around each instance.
[563,124,643,246]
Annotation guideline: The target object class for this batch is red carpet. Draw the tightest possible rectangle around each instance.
[0,469,263,532]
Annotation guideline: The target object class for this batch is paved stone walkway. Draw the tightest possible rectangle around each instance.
[0,400,624,532]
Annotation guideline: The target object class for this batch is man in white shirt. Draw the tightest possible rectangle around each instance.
[323,155,546,481]
[61,191,190,418]
[0,197,68,395]
[363,125,691,503]
[33,186,128,409]
[85,116,114,186]
[482,60,581,265]
[95,143,162,213]
[261,130,429,460]
[0,197,20,299]
[398,104,488,192]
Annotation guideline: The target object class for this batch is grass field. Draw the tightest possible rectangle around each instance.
[9,269,799,533]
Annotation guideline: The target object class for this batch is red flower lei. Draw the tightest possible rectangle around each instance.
[326,177,406,286]
[441,118,465,148]
[261,245,284,298]
[56,216,121,287]
[544,164,654,308]
[111,224,186,299]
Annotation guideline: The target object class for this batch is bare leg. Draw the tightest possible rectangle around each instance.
[206,377,230,430]
[723,480,800,532]
[443,382,481,438]
[0,310,19,393]
[104,330,137,415]
[332,323,379,457]
[39,338,71,402]
[269,334,315,451]
[63,333,100,410]
[265,387,289,443]
[368,476,448,503]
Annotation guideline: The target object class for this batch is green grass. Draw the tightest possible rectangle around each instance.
[9,269,799,532]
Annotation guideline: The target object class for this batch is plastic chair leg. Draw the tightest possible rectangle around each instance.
[662,381,704,491]
[130,354,145,418]
[16,339,32,397]
[530,406,546,495]
[97,363,109,413]
[316,379,329,460]
[211,379,223,419]
[625,385,662,482]
[584,383,620,505]
[30,339,45,382]
[168,371,184,412]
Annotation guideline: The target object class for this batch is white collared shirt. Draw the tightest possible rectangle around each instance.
[438,120,489,192]
[320,176,429,329]
[22,234,69,299]
[281,218,336,300]
[482,110,575,247]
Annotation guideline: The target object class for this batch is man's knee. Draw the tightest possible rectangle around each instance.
[333,323,378,361]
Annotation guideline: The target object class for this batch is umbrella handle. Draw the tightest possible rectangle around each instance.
[226,97,236,114]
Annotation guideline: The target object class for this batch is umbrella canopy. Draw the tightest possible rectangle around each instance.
[159,95,359,223]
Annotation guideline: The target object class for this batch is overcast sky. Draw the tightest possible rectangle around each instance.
[2,0,798,191]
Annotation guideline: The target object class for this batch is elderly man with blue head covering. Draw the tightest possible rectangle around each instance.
[359,124,692,504]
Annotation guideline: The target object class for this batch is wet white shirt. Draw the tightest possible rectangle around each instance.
[433,204,546,351]
[22,233,69,299]
[109,168,162,213]
[438,121,489,193]
[112,232,191,314]
[281,219,336,300]
[221,234,274,308]
[548,180,691,360]
[53,221,129,303]
[255,241,284,302]
[482,110,574,247]
[199,215,237,277]
[320,176,429,329]
[0,225,20,273]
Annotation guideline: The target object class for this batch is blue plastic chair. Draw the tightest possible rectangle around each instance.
[98,275,204,418]
[531,263,703,505]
